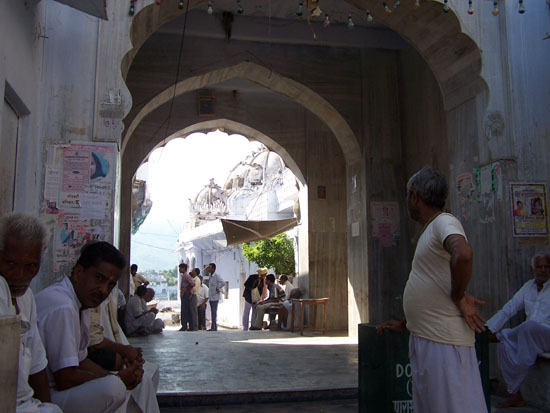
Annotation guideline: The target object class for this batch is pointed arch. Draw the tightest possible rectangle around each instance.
[122,61,361,165]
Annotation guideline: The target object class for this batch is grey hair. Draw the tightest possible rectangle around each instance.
[407,167,448,209]
[0,213,47,251]
[531,252,550,269]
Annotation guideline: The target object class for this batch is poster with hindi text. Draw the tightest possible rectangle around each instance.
[44,142,117,273]
[510,183,549,237]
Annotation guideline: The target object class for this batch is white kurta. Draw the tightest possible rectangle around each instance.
[125,295,164,335]
[0,276,62,413]
[35,276,126,413]
[98,290,160,413]
[487,279,550,393]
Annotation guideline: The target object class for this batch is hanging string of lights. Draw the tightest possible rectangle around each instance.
[128,0,529,22]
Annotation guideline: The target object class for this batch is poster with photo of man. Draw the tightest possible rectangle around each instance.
[510,182,549,237]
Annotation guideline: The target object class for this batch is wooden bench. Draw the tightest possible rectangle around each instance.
[290,298,329,335]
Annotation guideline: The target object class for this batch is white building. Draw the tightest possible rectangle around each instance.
[176,146,301,328]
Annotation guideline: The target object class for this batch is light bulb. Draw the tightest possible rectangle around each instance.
[347,14,355,29]
[366,10,373,23]
[383,2,392,15]
[237,0,243,14]
[442,0,450,13]
[207,1,213,15]
[179,0,184,9]
[467,0,474,14]
[323,14,330,28]
[492,1,499,15]
[394,0,401,8]
[129,1,135,15]
[296,1,303,17]
[413,0,420,10]
[518,0,526,14]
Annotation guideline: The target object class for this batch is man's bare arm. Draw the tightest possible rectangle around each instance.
[444,234,486,332]
[53,358,109,391]
[28,369,51,402]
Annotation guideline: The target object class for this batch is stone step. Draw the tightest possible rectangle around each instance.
[157,387,358,408]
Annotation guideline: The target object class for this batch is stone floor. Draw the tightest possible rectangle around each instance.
[129,328,358,394]
[129,329,546,412]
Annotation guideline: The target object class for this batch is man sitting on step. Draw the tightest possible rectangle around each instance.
[486,252,550,408]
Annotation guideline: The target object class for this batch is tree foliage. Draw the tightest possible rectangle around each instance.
[162,266,178,286]
[241,233,295,275]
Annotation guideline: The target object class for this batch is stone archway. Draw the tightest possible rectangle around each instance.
[122,0,487,114]
[122,61,361,166]
[140,118,307,186]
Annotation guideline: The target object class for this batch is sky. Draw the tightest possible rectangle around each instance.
[130,130,264,272]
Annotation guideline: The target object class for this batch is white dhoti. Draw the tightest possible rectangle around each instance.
[50,375,127,413]
[409,335,487,413]
[497,320,550,394]
[100,297,161,413]
[16,398,63,413]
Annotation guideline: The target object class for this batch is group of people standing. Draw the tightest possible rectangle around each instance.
[179,262,224,331]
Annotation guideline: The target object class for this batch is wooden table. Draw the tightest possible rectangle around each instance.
[290,298,329,335]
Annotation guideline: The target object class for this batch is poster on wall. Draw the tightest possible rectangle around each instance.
[44,142,117,273]
[371,201,400,247]
[510,183,549,237]
[475,162,503,224]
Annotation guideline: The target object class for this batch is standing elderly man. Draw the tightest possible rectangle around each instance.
[208,263,225,331]
[0,213,62,413]
[486,252,550,408]
[378,167,487,412]
[36,241,144,413]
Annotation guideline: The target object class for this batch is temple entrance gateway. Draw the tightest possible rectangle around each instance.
[119,0,487,335]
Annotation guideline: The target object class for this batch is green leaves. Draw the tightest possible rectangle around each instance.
[241,233,295,275]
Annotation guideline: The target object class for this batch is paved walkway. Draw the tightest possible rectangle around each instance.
[129,329,358,394]
[129,329,546,412]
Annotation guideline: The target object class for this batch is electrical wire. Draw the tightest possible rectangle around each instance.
[132,239,175,251]
[157,0,190,162]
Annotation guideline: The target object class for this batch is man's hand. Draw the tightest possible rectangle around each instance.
[376,319,406,335]
[456,293,486,333]
[150,308,158,315]
[120,345,142,363]
[118,359,144,390]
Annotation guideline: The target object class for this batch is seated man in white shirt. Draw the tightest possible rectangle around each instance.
[36,241,144,413]
[487,252,550,408]
[272,288,302,331]
[125,286,164,336]
[0,213,61,413]
[278,275,294,300]
[250,274,286,330]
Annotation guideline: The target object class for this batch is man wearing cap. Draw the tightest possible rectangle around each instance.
[242,268,268,331]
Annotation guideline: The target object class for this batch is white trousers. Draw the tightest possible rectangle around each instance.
[409,335,487,413]
[497,320,550,394]
[50,375,127,413]
[16,398,62,413]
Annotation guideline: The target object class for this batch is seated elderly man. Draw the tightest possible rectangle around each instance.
[0,213,61,412]
[487,252,550,408]
[272,288,303,331]
[125,286,164,336]
[89,287,160,413]
[250,274,286,330]
[36,241,144,413]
